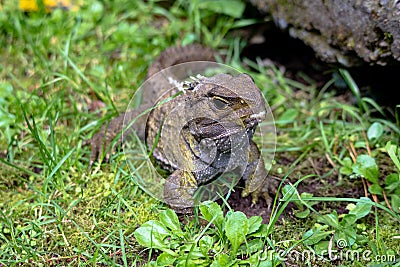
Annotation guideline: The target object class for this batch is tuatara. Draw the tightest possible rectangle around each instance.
[88,44,277,212]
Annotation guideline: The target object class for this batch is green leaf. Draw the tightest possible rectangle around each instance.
[298,192,317,208]
[156,252,176,266]
[348,197,373,219]
[334,227,357,247]
[159,209,182,234]
[391,194,400,213]
[248,216,262,234]
[281,184,299,201]
[181,32,196,46]
[385,173,400,189]
[199,201,224,231]
[231,19,258,29]
[133,220,172,252]
[225,211,249,255]
[314,240,330,256]
[340,214,357,227]
[340,157,354,176]
[238,239,264,255]
[176,253,209,267]
[385,142,400,172]
[352,155,379,183]
[0,82,13,98]
[294,208,310,219]
[199,235,214,257]
[302,225,331,246]
[211,253,231,267]
[144,261,157,267]
[198,0,245,18]
[317,211,339,228]
[300,192,314,199]
[276,108,298,124]
[249,252,273,267]
[258,261,273,267]
[367,122,383,141]
[250,224,269,238]
[368,183,383,195]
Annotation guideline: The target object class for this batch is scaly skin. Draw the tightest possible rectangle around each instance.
[88,45,277,213]
[88,45,215,162]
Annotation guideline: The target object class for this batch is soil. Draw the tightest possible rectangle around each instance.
[224,163,365,224]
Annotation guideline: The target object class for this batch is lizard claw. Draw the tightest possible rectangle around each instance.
[84,109,146,168]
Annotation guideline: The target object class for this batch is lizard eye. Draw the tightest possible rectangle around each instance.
[212,97,229,110]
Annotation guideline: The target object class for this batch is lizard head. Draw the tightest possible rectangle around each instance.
[147,72,267,180]
[183,73,267,151]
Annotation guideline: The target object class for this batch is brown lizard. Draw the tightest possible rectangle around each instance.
[88,44,277,212]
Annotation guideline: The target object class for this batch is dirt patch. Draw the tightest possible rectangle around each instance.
[223,170,365,224]
[224,185,272,223]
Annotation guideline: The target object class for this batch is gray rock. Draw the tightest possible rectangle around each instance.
[249,0,400,66]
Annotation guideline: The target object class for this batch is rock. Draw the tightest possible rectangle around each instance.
[249,0,400,66]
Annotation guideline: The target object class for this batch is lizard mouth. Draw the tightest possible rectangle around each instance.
[244,111,265,133]
[250,110,266,121]
[189,111,265,142]
[183,118,259,155]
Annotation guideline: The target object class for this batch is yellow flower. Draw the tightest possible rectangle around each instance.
[19,0,80,12]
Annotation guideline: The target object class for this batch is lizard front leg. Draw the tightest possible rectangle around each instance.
[241,141,278,208]
[163,169,198,213]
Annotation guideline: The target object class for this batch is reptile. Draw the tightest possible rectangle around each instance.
[88,44,277,212]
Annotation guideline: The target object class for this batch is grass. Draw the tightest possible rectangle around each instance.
[1,0,399,266]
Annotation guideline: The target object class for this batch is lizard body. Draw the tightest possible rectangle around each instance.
[89,44,276,212]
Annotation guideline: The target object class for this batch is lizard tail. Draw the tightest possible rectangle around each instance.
[146,44,216,78]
